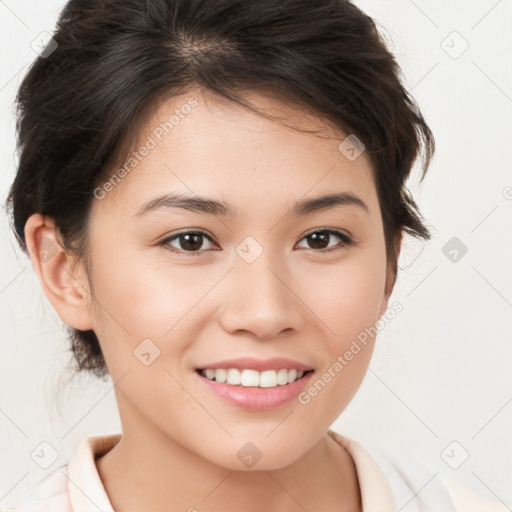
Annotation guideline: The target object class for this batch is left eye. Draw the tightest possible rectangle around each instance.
[296,229,352,252]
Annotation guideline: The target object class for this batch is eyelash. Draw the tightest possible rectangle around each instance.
[158,229,354,257]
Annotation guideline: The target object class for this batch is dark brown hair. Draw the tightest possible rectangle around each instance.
[4,0,434,379]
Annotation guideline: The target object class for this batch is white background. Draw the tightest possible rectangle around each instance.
[1,0,511,508]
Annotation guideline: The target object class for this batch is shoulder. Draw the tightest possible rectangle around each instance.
[0,504,17,512]
[328,430,509,512]
[0,466,72,512]
[0,433,120,512]
[375,446,508,512]
[441,475,509,512]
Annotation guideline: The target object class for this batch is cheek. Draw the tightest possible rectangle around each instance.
[298,247,387,405]
[87,250,239,391]
[296,280,383,431]
[92,246,204,321]
[302,251,387,344]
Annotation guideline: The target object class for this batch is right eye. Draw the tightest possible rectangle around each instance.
[159,230,217,256]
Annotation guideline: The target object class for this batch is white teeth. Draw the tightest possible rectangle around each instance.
[226,368,241,385]
[201,368,308,388]
[214,369,227,383]
[277,369,289,385]
[259,370,278,388]
[240,369,259,387]
[287,369,298,383]
[204,369,216,380]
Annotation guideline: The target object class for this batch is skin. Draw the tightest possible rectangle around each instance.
[25,86,401,512]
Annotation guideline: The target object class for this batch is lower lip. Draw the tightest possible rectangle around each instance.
[196,371,314,411]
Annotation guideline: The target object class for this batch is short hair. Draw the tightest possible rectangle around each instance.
[4,0,434,379]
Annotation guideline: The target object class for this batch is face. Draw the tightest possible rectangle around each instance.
[81,87,394,469]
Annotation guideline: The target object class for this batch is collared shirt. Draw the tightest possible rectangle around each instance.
[2,430,508,512]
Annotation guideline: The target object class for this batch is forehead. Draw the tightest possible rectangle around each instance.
[92,87,377,220]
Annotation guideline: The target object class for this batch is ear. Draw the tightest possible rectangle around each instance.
[379,232,403,318]
[24,213,94,331]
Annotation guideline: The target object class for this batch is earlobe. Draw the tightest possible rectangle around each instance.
[24,213,94,331]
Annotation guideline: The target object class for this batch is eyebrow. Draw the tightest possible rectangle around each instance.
[134,191,369,218]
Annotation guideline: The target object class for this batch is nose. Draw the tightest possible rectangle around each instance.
[217,252,306,341]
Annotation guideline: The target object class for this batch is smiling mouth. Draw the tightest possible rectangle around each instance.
[195,368,314,388]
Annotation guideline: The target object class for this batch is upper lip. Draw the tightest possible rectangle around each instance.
[196,357,313,372]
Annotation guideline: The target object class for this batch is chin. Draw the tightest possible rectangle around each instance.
[200,436,309,472]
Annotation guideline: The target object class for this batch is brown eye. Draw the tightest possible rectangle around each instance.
[297,229,352,252]
[160,231,215,255]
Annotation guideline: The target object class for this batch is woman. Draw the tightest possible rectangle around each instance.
[2,0,507,510]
